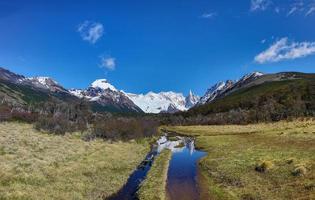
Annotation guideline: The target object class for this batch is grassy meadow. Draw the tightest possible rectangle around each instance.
[137,150,172,200]
[0,122,149,200]
[164,120,315,200]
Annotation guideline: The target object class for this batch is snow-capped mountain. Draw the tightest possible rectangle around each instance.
[125,91,199,113]
[0,67,67,93]
[69,79,118,101]
[90,79,117,91]
[0,67,267,114]
[26,77,68,93]
[0,67,25,83]
[69,79,143,113]
[199,72,264,104]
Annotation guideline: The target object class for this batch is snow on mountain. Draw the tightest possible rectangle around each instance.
[70,79,118,100]
[0,67,26,83]
[199,72,264,104]
[27,77,57,88]
[91,79,117,91]
[28,77,57,86]
[125,92,186,113]
[25,76,68,93]
[232,72,264,88]
[0,67,69,94]
[69,79,143,113]
[125,91,199,113]
[69,89,84,98]
[70,85,119,102]
[199,80,234,104]
[0,67,266,113]
[185,90,200,108]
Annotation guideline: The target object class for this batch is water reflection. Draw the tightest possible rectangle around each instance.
[106,135,206,200]
[165,136,207,200]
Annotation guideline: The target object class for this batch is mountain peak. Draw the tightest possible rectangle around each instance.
[91,79,117,91]
[240,71,264,81]
[199,71,265,105]
[253,71,264,76]
[28,76,58,86]
[185,90,199,108]
[26,76,67,93]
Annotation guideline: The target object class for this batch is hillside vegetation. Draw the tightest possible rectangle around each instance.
[0,122,149,200]
[168,73,315,125]
[164,120,315,200]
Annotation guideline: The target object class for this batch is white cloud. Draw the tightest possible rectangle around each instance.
[255,37,315,63]
[249,0,315,16]
[77,21,104,44]
[201,12,217,19]
[306,5,315,16]
[285,0,315,17]
[250,0,271,11]
[99,55,116,70]
[287,1,304,16]
[287,6,298,16]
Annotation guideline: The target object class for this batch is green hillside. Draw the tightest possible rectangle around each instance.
[178,72,315,124]
[0,80,50,106]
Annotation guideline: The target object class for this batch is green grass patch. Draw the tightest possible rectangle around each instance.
[167,136,179,141]
[137,150,172,200]
[163,120,315,200]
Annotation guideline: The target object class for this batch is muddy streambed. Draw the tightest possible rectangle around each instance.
[107,135,207,200]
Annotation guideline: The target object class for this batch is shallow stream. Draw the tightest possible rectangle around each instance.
[107,135,207,200]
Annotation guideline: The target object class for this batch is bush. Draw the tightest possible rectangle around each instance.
[91,117,159,141]
[34,112,88,135]
[35,115,72,135]
[11,111,38,123]
[0,104,38,123]
[255,160,274,173]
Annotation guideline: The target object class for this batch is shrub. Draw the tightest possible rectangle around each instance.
[255,160,274,173]
[35,115,72,135]
[34,111,88,135]
[11,111,38,123]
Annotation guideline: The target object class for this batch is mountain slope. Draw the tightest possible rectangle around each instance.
[183,72,315,123]
[199,80,234,104]
[0,68,79,109]
[198,72,263,105]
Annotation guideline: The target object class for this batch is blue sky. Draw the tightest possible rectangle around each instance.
[0,0,315,96]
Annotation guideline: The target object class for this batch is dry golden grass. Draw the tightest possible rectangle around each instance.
[163,119,315,136]
[137,150,172,200]
[0,122,149,200]
[164,120,315,200]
